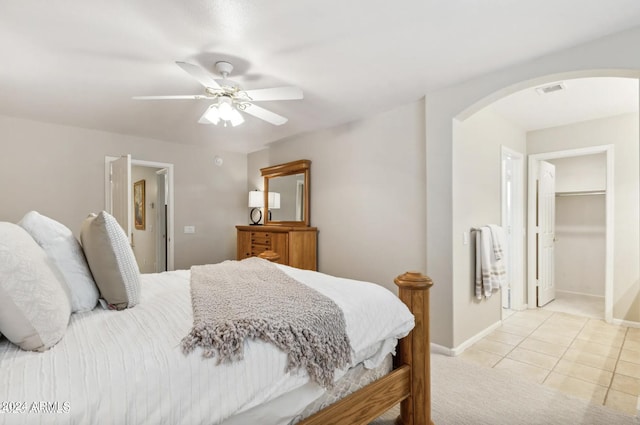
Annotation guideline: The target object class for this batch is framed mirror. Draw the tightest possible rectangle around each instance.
[262,159,310,226]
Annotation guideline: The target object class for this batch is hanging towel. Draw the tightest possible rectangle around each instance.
[474,225,507,300]
[488,224,504,261]
[480,227,493,297]
[488,225,507,291]
[475,232,483,299]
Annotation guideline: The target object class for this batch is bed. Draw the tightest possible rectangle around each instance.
[0,212,434,425]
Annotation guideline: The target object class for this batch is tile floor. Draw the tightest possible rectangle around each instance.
[459,307,640,416]
[541,291,604,319]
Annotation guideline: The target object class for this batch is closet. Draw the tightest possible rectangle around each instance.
[548,154,606,317]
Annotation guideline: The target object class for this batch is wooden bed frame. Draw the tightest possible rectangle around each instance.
[300,271,433,425]
[258,252,434,425]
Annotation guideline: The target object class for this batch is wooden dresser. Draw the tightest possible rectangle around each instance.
[236,225,318,270]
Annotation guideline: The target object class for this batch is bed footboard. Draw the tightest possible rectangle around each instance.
[395,272,434,425]
[298,271,433,425]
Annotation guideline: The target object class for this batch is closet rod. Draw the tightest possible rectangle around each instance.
[555,190,605,197]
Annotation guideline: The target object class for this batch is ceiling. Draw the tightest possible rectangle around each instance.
[491,77,639,131]
[2,1,640,153]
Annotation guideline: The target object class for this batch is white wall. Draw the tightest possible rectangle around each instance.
[0,115,247,269]
[555,194,606,296]
[247,99,427,293]
[452,107,527,347]
[426,26,640,348]
[549,154,607,193]
[528,113,639,322]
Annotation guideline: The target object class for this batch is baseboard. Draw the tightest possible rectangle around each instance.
[556,289,604,299]
[611,318,640,328]
[430,342,454,356]
[429,320,502,357]
[508,304,529,312]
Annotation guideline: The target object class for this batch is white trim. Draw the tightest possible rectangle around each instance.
[501,146,525,316]
[448,320,502,356]
[555,289,604,299]
[527,155,537,309]
[105,156,175,271]
[155,168,169,273]
[429,343,454,356]
[104,156,116,211]
[605,148,614,323]
[611,318,640,328]
[527,145,614,323]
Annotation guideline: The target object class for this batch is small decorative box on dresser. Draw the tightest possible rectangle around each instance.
[236,225,318,270]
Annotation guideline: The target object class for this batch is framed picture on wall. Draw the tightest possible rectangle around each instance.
[134,179,145,230]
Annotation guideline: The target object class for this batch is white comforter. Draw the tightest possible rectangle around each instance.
[0,265,414,425]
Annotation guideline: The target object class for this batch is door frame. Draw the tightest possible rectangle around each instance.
[527,145,614,322]
[104,156,175,271]
[501,146,525,315]
[155,168,168,273]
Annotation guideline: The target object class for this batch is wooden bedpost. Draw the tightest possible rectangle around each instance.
[395,272,434,425]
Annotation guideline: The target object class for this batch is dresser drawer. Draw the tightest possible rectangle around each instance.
[250,245,272,256]
[250,233,271,245]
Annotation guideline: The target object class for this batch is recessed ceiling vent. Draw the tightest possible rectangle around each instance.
[535,82,566,95]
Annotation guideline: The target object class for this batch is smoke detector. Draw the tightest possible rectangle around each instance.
[535,82,566,95]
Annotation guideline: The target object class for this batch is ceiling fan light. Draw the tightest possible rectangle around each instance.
[218,97,234,120]
[204,106,221,125]
[229,109,245,127]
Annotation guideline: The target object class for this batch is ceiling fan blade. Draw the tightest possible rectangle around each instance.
[132,95,209,100]
[244,86,303,101]
[243,103,288,125]
[175,61,221,89]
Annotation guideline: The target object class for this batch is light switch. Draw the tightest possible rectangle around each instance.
[184,225,195,234]
[463,231,469,245]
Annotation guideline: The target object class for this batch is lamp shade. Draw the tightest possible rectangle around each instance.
[248,191,264,208]
[218,97,234,120]
[229,109,245,127]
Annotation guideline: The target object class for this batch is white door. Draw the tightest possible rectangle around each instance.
[109,155,132,242]
[537,160,556,307]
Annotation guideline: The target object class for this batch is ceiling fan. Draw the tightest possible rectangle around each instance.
[133,61,303,127]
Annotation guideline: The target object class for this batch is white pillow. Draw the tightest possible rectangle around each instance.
[0,222,71,351]
[80,211,140,310]
[19,211,99,313]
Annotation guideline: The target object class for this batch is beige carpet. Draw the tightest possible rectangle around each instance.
[370,353,639,425]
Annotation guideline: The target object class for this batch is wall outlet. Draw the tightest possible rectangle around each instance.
[184,225,195,234]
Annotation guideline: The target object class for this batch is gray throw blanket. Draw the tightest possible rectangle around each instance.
[181,257,352,389]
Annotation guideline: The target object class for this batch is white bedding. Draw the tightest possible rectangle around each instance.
[0,264,414,425]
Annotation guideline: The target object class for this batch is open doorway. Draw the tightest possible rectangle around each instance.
[451,71,639,353]
[527,146,614,321]
[104,156,175,272]
[131,164,169,273]
[484,76,638,326]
